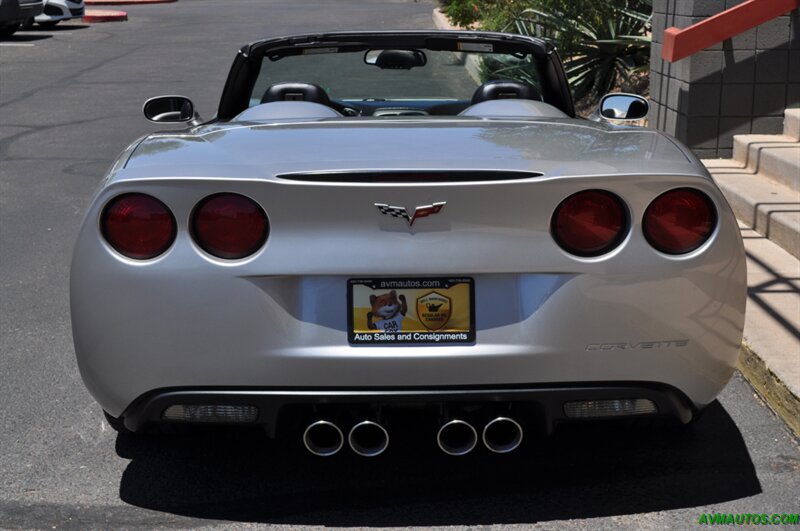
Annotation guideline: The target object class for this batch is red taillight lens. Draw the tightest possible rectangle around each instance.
[644,188,716,254]
[101,193,176,260]
[552,190,628,257]
[192,193,268,259]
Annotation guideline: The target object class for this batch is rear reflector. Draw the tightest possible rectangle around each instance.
[643,188,716,254]
[563,398,658,418]
[551,190,627,257]
[101,193,176,260]
[162,404,258,423]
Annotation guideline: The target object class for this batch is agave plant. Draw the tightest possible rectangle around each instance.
[505,0,652,106]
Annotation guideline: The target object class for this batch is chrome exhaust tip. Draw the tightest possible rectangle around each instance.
[482,417,523,454]
[348,420,389,457]
[437,419,478,456]
[303,420,344,457]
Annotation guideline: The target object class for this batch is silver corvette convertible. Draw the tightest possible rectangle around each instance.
[71,31,746,456]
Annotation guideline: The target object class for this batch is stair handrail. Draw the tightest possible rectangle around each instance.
[662,0,800,62]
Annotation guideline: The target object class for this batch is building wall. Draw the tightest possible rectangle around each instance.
[649,0,800,158]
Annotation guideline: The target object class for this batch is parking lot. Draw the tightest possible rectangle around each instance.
[1,0,799,529]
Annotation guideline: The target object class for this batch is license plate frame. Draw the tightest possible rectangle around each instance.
[347,277,475,345]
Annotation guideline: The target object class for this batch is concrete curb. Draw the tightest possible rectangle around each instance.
[432,7,456,30]
[738,343,800,438]
[83,9,128,22]
[85,0,175,4]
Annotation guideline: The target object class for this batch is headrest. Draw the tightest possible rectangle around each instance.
[262,82,331,105]
[458,99,567,118]
[471,80,542,104]
[234,101,342,122]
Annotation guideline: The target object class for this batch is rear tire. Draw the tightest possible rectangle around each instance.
[0,22,21,38]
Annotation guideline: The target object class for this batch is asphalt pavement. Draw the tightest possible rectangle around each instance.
[1,1,799,529]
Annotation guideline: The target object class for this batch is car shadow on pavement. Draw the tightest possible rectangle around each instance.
[2,33,51,42]
[32,24,90,31]
[116,400,760,526]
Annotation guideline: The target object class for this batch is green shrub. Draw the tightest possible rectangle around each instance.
[440,0,524,29]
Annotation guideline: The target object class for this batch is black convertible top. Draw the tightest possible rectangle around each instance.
[245,30,553,58]
[216,30,575,120]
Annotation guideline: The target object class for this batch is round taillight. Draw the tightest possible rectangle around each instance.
[644,188,716,254]
[551,190,628,257]
[192,193,268,259]
[101,193,176,260]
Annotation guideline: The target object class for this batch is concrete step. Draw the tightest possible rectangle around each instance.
[785,108,800,141]
[760,146,800,191]
[705,162,800,259]
[731,134,800,191]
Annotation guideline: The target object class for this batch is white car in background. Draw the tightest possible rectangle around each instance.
[34,0,82,27]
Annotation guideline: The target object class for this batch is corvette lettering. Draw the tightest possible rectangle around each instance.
[375,202,446,226]
[585,339,689,351]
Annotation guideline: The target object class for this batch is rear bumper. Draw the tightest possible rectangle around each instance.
[121,382,698,434]
[73,270,745,418]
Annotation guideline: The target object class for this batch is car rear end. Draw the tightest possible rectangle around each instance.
[70,119,747,454]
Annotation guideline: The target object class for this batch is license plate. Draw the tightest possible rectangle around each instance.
[348,277,475,345]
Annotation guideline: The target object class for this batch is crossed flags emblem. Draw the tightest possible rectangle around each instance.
[374,202,446,226]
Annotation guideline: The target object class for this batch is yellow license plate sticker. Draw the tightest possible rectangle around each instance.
[348,278,475,345]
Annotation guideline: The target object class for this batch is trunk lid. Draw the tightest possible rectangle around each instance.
[120,118,695,182]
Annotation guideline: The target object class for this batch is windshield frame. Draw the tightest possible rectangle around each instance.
[216,30,575,121]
